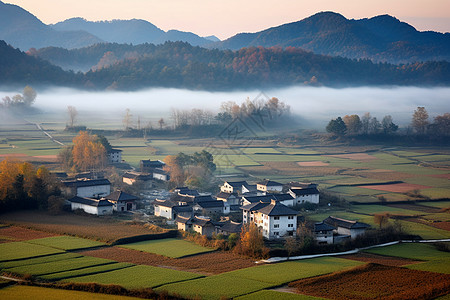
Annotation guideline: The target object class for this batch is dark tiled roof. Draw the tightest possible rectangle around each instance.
[287,182,318,189]
[194,195,215,203]
[173,206,193,213]
[242,183,257,192]
[176,216,213,227]
[224,181,248,188]
[195,201,224,208]
[105,191,139,201]
[178,189,200,197]
[257,201,298,216]
[175,215,192,224]
[154,199,179,208]
[241,201,268,212]
[68,196,113,207]
[141,160,165,168]
[314,222,335,232]
[171,194,195,203]
[63,178,110,188]
[290,187,320,196]
[108,148,123,153]
[242,194,293,204]
[216,192,237,199]
[257,179,282,187]
[324,216,370,230]
[217,220,242,233]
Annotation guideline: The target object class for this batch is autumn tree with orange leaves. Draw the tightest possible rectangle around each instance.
[71,131,107,172]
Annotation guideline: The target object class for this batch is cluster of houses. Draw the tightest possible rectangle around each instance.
[62,177,139,216]
[122,160,170,185]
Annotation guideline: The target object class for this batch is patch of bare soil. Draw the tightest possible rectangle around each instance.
[297,161,330,167]
[289,263,450,300]
[340,252,421,267]
[81,247,256,275]
[0,225,58,241]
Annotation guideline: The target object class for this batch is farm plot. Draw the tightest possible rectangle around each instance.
[119,238,215,258]
[0,241,64,262]
[4,256,116,277]
[0,226,57,242]
[27,236,105,251]
[288,263,450,300]
[350,204,424,216]
[0,285,144,300]
[81,247,255,274]
[40,262,134,280]
[156,257,362,300]
[359,183,432,193]
[68,265,203,289]
[0,253,81,269]
[235,290,326,300]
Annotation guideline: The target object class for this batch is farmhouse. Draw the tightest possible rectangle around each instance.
[241,193,295,207]
[215,220,242,236]
[314,222,335,245]
[62,178,111,198]
[220,181,248,194]
[257,179,283,193]
[242,199,298,239]
[153,199,192,220]
[107,148,122,164]
[175,215,216,237]
[288,187,320,205]
[104,191,138,212]
[193,200,230,215]
[68,196,113,216]
[323,216,370,239]
[122,171,152,185]
[140,159,165,173]
[152,169,170,181]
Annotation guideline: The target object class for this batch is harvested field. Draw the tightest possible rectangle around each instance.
[81,247,256,274]
[297,161,329,167]
[0,226,58,241]
[289,263,450,300]
[0,211,164,243]
[360,183,431,193]
[326,153,378,161]
[356,170,416,181]
[340,252,420,267]
[430,173,450,179]
[433,221,450,231]
[386,203,442,213]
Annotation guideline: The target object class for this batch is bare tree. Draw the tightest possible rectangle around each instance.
[412,106,429,134]
[67,106,78,127]
[123,108,133,130]
[158,118,165,130]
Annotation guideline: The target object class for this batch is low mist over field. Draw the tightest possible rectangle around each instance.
[2,86,449,128]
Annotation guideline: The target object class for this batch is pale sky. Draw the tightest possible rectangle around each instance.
[5,0,450,39]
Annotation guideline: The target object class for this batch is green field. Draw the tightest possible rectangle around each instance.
[235,290,326,300]
[119,238,215,258]
[5,256,115,277]
[27,236,105,251]
[155,257,362,299]
[0,253,82,269]
[40,262,134,280]
[69,265,203,289]
[0,242,64,262]
[0,285,143,300]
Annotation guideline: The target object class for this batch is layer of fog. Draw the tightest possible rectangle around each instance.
[2,86,449,129]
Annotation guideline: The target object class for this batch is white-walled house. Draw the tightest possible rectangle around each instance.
[68,196,113,216]
[175,215,216,237]
[256,180,283,193]
[241,194,295,207]
[153,199,192,220]
[108,149,122,164]
[289,187,320,205]
[220,181,248,194]
[104,191,138,212]
[314,222,335,245]
[323,216,370,239]
[242,199,298,239]
[62,178,111,198]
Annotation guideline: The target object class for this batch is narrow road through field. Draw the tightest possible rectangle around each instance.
[23,119,65,146]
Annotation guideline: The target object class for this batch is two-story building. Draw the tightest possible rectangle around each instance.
[62,178,111,198]
[323,216,370,239]
[288,187,320,205]
[242,199,298,239]
[153,199,192,220]
[314,222,335,245]
[104,191,138,212]
[256,180,283,193]
[220,181,248,194]
[67,196,113,216]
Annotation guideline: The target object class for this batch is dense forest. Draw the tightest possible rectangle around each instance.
[2,40,450,91]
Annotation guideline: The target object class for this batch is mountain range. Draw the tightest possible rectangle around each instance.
[213,12,450,63]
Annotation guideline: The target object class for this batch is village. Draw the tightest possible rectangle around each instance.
[62,152,370,247]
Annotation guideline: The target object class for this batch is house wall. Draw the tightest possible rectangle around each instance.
[257,184,283,193]
[153,173,169,181]
[350,228,367,239]
[108,152,122,163]
[154,205,173,219]
[77,185,111,198]
[193,224,214,237]
[113,201,136,212]
[71,203,113,216]
[220,183,234,193]
[315,231,334,244]
[267,215,297,239]
[291,193,319,205]
[122,177,136,185]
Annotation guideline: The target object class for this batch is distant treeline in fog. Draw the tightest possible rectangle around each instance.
[2,40,450,91]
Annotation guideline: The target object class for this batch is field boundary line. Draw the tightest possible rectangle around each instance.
[258,239,450,264]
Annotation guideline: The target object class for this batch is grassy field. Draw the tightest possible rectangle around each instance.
[40,262,134,280]
[0,242,64,261]
[68,265,203,289]
[118,238,215,258]
[0,253,82,269]
[235,290,326,300]
[27,236,105,251]
[0,285,143,300]
[155,257,362,299]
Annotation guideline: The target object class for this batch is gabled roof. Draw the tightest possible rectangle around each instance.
[178,189,200,197]
[141,160,165,167]
[194,195,215,203]
[290,187,320,196]
[68,196,113,207]
[216,192,237,199]
[241,201,269,212]
[224,181,248,188]
[287,182,318,189]
[314,222,335,232]
[154,199,179,208]
[108,148,123,153]
[175,215,214,227]
[175,215,192,224]
[242,193,294,204]
[173,206,193,213]
[105,191,139,202]
[63,178,111,188]
[170,193,195,203]
[324,216,370,230]
[194,201,224,209]
[257,179,282,187]
[257,200,298,216]
[217,220,242,233]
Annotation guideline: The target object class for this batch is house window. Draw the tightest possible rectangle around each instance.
[273,232,279,236]
[274,224,279,228]
[288,216,294,220]
[288,224,293,228]
[274,216,280,220]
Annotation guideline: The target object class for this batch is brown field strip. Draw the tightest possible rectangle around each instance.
[360,183,432,193]
[387,203,442,213]
[80,247,256,275]
[340,252,421,267]
[325,153,378,161]
[0,226,58,242]
[289,263,450,300]
[430,173,450,179]
[0,211,163,243]
[297,161,330,167]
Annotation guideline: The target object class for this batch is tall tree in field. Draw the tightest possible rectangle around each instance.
[163,155,186,186]
[158,118,165,130]
[361,112,371,134]
[412,106,429,134]
[72,131,106,172]
[343,114,362,135]
[123,108,133,130]
[238,223,267,258]
[326,117,347,136]
[432,113,450,136]
[382,115,398,134]
[22,86,37,106]
[67,105,78,127]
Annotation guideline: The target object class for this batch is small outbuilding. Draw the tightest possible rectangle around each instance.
[68,196,113,216]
